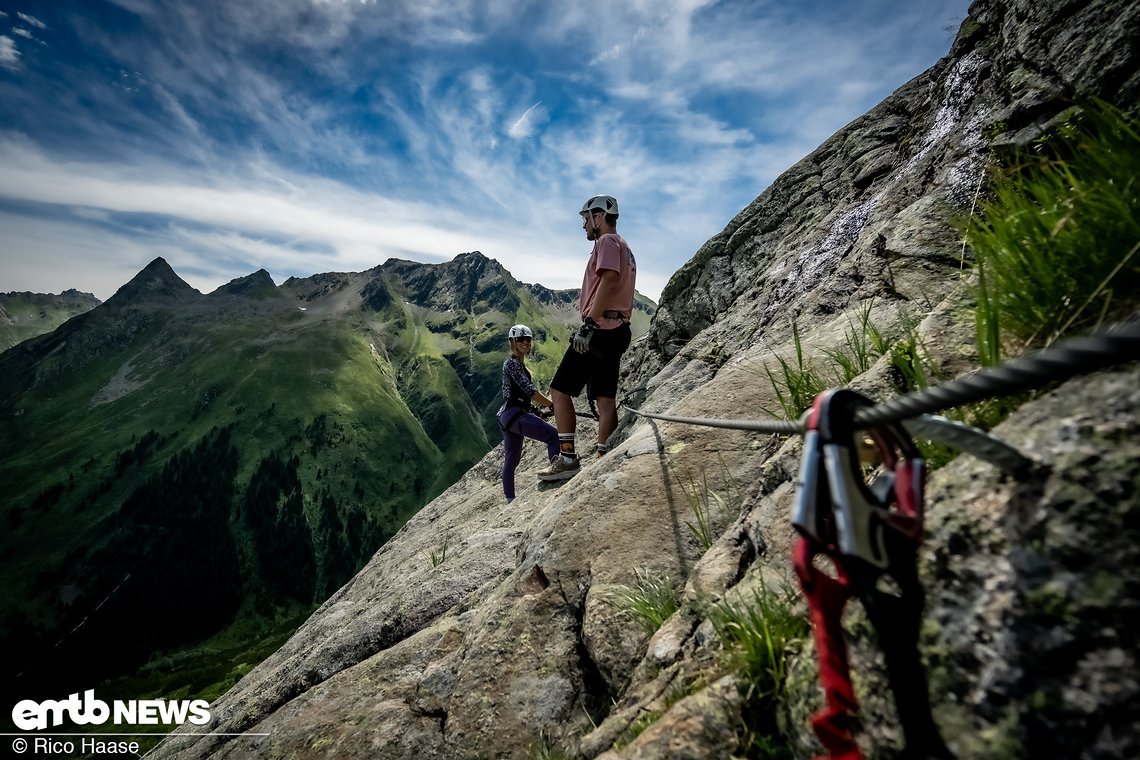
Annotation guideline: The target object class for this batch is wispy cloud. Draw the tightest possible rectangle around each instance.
[0,0,973,302]
[0,135,606,298]
[16,13,47,30]
[508,102,548,141]
[0,36,17,67]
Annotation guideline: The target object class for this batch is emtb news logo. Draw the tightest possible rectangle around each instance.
[11,690,211,731]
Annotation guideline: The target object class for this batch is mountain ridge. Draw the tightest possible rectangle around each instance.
[2,250,658,355]
[0,288,102,352]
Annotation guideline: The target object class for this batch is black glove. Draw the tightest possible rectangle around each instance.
[572,318,597,354]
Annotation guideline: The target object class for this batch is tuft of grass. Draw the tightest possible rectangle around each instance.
[528,730,574,760]
[670,456,740,551]
[682,473,718,550]
[609,568,679,636]
[707,581,809,757]
[427,534,450,568]
[886,310,934,393]
[759,322,828,420]
[965,100,1140,363]
[823,299,891,384]
[709,583,807,702]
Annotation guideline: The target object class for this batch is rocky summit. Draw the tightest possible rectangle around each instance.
[153,1,1139,758]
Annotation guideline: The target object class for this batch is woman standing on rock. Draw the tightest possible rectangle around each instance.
[498,324,559,503]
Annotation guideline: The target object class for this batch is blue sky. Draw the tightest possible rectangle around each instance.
[0,0,972,303]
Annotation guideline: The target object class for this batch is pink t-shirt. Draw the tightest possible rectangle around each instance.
[580,233,637,331]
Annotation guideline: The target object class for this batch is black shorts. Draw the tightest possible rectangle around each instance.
[550,323,632,400]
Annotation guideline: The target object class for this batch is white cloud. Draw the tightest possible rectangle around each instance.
[675,114,753,147]
[0,137,603,299]
[507,102,547,140]
[0,36,19,67]
[607,81,688,112]
[16,12,47,30]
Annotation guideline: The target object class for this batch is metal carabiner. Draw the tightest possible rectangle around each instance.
[792,388,953,760]
[813,389,925,568]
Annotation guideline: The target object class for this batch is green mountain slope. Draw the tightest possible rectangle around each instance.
[0,289,102,351]
[0,252,655,708]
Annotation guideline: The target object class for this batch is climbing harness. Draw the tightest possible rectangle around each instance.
[792,389,951,759]
[622,320,1140,756]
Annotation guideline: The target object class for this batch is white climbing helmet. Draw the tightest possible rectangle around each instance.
[580,195,619,218]
[508,324,533,340]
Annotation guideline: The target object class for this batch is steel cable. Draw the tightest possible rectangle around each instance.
[854,321,1140,426]
[627,320,1140,434]
[622,407,802,435]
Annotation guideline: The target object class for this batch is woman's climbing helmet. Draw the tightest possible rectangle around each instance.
[508,324,533,341]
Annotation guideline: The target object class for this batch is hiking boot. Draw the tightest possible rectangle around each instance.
[537,454,580,481]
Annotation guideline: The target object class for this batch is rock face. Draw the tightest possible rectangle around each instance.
[153,1,1140,758]
[382,251,523,315]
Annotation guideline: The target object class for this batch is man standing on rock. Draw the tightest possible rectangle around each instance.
[537,195,637,481]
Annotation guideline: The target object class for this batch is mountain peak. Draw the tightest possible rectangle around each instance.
[453,250,491,263]
[213,269,278,298]
[141,257,177,277]
[106,257,199,306]
[451,250,508,274]
[380,251,518,313]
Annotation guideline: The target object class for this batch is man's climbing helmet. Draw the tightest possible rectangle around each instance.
[580,195,619,218]
[508,324,533,340]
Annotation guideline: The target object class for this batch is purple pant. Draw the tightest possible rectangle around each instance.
[499,407,559,500]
